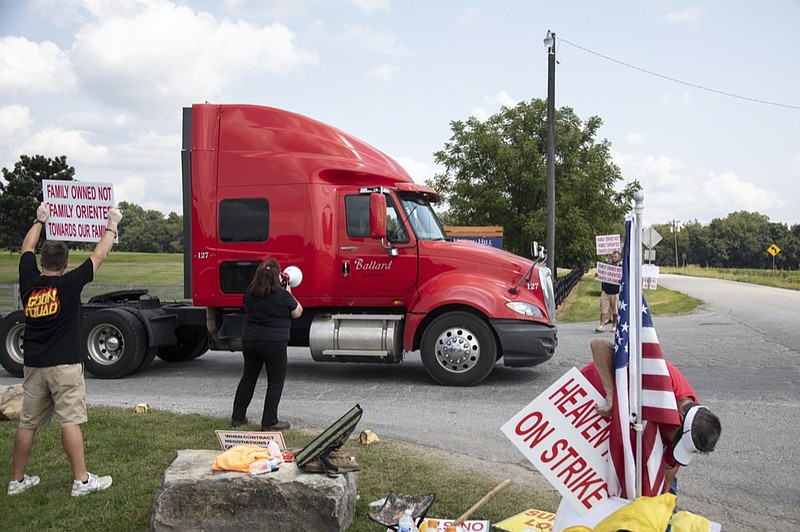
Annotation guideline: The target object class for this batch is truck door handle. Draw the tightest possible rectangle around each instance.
[342,262,350,277]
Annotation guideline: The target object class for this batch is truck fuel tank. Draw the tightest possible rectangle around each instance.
[309,313,403,363]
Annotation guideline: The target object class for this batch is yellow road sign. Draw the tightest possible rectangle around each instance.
[768,244,781,256]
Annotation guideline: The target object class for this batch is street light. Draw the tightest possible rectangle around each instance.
[544,30,556,276]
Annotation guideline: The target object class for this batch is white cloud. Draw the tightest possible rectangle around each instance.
[393,156,437,184]
[470,90,519,122]
[488,90,518,108]
[18,126,109,166]
[0,105,32,143]
[0,36,76,95]
[613,150,785,224]
[114,174,150,206]
[368,64,397,81]
[342,24,408,55]
[69,1,318,112]
[222,0,312,20]
[701,171,786,213]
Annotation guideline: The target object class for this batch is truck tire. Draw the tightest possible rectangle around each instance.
[82,309,147,379]
[0,311,26,377]
[157,328,210,362]
[420,311,497,386]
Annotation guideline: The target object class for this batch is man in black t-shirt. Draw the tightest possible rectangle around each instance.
[8,201,122,497]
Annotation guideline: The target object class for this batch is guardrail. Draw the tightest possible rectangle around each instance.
[554,264,590,307]
[0,284,186,314]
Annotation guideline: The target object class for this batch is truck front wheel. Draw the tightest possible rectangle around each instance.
[0,311,26,377]
[420,311,497,386]
[82,309,147,379]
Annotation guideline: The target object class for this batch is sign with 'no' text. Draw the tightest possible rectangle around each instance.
[42,180,116,243]
[501,367,611,515]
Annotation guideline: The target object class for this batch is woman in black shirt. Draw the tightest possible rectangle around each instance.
[231,258,302,430]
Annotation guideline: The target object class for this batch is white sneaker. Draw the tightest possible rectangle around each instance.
[8,474,40,495]
[71,472,112,497]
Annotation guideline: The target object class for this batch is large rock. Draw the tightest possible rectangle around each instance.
[0,384,23,421]
[151,449,358,532]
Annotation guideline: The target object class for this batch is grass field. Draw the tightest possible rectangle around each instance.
[0,251,184,285]
[661,265,800,291]
[558,271,703,323]
[0,407,557,531]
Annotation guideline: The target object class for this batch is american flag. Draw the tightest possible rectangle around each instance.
[609,220,682,498]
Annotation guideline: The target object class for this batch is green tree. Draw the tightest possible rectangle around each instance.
[653,212,799,269]
[651,221,693,267]
[0,155,75,249]
[429,99,639,266]
[708,211,772,268]
[116,201,182,253]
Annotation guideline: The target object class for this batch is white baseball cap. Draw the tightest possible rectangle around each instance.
[671,405,708,466]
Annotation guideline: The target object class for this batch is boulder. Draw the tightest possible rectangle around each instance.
[151,449,358,531]
[0,384,23,421]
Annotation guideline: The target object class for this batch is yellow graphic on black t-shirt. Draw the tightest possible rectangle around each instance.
[25,287,60,318]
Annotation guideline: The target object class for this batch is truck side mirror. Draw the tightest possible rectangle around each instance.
[531,241,539,258]
[369,193,387,239]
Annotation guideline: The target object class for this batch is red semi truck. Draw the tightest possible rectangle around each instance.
[0,103,557,386]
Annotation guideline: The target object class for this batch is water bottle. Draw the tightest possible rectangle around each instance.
[398,508,416,532]
[248,457,281,475]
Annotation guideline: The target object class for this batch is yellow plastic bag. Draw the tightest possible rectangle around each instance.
[670,510,713,532]
[212,444,274,472]
[593,493,676,532]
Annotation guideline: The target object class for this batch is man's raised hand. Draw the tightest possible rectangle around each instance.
[108,206,122,225]
[36,202,49,222]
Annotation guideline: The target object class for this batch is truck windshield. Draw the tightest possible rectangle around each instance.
[398,193,447,241]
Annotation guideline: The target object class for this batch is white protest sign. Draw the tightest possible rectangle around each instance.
[595,234,620,255]
[594,262,622,285]
[42,180,116,243]
[501,367,611,515]
[215,430,287,451]
[643,264,659,290]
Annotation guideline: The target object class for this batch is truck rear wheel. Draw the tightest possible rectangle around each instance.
[0,311,26,377]
[420,311,497,386]
[157,328,210,362]
[82,309,147,379]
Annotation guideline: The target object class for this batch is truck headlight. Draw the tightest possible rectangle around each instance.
[505,301,544,319]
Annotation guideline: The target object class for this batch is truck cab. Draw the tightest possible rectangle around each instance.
[184,103,557,385]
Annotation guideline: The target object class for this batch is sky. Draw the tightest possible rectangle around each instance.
[1,0,798,230]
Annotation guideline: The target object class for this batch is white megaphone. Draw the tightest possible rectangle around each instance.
[282,266,303,288]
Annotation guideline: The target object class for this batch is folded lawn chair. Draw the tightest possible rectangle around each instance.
[296,404,363,477]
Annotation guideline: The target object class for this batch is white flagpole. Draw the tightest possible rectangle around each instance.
[631,190,645,498]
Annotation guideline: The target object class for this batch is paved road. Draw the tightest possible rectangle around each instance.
[1,274,797,530]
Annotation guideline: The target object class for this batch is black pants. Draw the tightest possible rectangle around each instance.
[232,339,288,427]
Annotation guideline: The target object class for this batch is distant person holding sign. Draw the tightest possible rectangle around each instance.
[9,201,122,497]
[595,250,621,333]
[582,338,721,492]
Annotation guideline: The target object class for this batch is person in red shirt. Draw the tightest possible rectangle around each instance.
[581,338,721,490]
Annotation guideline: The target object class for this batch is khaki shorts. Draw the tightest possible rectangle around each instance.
[600,291,619,316]
[20,364,87,429]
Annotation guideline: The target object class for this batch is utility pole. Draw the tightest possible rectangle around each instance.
[544,30,556,276]
[672,219,679,268]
